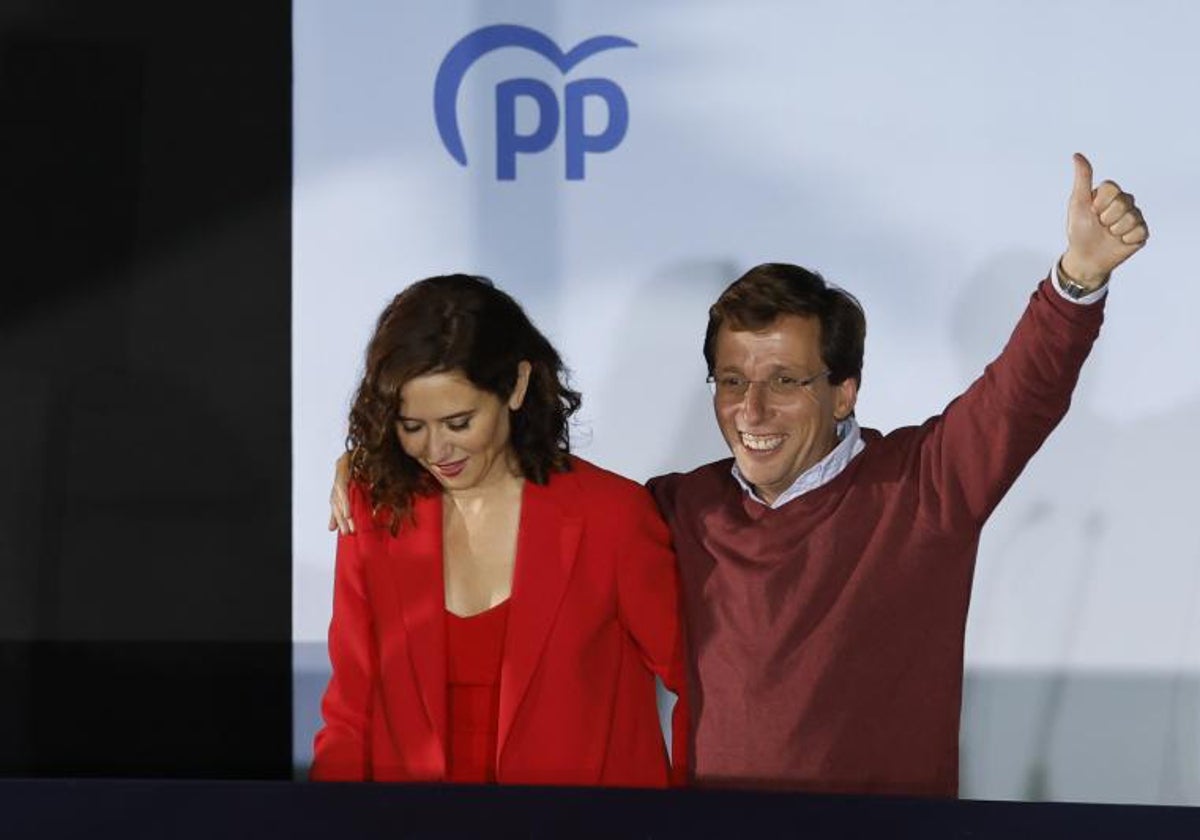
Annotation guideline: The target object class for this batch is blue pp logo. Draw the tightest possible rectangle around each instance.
[434,25,636,180]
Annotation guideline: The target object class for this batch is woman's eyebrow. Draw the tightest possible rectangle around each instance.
[397,409,475,423]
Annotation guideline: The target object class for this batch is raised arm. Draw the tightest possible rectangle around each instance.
[915,153,1148,533]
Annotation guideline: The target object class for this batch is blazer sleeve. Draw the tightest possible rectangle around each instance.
[615,487,691,786]
[310,487,377,781]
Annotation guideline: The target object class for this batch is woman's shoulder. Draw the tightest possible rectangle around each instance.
[554,456,654,508]
[347,480,372,513]
[346,480,437,534]
[345,481,386,533]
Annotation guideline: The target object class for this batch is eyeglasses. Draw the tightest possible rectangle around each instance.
[706,369,830,399]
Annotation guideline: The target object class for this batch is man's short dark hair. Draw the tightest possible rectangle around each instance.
[703,263,866,387]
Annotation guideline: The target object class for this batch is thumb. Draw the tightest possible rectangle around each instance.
[1071,152,1094,205]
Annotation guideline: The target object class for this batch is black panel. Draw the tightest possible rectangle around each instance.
[5,780,1200,840]
[0,1,291,777]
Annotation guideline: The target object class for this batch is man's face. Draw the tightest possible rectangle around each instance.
[712,314,858,505]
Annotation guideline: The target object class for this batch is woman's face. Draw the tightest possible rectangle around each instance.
[395,364,530,493]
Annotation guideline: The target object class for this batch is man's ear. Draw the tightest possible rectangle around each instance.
[832,376,858,421]
[509,361,532,410]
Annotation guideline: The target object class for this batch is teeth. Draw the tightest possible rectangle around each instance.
[741,432,785,452]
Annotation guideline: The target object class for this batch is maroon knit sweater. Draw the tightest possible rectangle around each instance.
[648,279,1104,797]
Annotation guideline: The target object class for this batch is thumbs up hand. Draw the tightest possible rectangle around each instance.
[1061,153,1149,289]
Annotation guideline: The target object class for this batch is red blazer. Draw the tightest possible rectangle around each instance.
[311,457,689,786]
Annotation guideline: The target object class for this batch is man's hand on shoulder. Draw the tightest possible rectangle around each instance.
[1060,152,1149,290]
[329,451,355,535]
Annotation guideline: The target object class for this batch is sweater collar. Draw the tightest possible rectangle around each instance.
[731,418,866,509]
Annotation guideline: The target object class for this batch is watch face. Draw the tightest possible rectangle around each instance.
[1058,277,1090,299]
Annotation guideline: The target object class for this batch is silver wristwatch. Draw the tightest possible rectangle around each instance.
[1056,263,1108,300]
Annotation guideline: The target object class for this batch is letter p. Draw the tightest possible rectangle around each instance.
[495,78,559,181]
[564,78,629,181]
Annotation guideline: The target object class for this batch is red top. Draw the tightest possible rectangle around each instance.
[445,599,510,784]
[312,457,689,787]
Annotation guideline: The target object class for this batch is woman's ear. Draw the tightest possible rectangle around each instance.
[508,360,532,411]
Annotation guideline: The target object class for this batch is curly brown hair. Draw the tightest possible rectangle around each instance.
[347,274,581,530]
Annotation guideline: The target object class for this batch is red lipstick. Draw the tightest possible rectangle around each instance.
[434,458,468,478]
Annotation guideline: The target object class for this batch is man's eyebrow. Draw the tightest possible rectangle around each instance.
[716,364,803,374]
[397,410,475,423]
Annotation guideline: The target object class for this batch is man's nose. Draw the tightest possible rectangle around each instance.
[739,381,770,425]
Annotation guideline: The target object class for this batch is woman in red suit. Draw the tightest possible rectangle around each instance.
[311,274,688,786]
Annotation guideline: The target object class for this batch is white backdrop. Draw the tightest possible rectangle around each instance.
[292,0,1200,802]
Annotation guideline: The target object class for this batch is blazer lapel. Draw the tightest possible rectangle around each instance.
[497,472,583,761]
[389,493,447,764]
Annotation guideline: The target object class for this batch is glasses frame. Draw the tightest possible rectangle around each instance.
[706,369,831,399]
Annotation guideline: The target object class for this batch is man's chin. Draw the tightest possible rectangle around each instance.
[734,457,787,489]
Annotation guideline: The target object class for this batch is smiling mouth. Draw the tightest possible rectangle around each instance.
[433,458,468,476]
[739,432,786,452]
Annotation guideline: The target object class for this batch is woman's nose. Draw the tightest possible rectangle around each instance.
[424,428,452,463]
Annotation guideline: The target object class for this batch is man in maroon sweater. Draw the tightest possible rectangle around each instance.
[646,153,1147,796]
[328,154,1147,796]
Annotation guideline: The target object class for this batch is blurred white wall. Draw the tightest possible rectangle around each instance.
[292,0,1200,802]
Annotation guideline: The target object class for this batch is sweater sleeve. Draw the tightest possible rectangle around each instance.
[615,486,691,785]
[310,486,377,781]
[913,277,1104,534]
